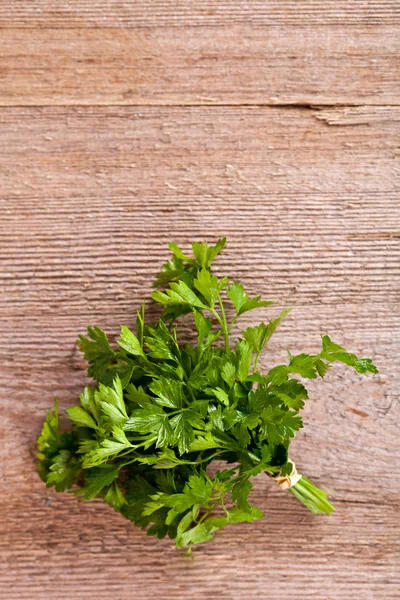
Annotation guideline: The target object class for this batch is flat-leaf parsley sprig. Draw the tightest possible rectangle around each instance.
[37,238,378,550]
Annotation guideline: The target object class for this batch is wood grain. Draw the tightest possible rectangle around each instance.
[1,102,399,598]
[1,106,399,200]
[0,1,399,28]
[1,2,399,598]
[0,27,399,106]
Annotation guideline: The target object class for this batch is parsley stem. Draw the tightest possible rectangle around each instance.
[227,315,238,333]
[198,497,222,524]
[217,294,229,352]
[289,476,335,515]
[220,496,229,517]
[194,451,221,464]
[119,434,158,456]
[187,386,197,403]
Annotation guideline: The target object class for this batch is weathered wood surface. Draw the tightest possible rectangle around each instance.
[0,1,399,27]
[1,27,399,106]
[1,5,399,600]
[1,106,399,200]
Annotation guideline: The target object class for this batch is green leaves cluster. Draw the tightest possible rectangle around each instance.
[37,238,378,550]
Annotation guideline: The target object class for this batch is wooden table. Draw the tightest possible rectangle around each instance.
[1,3,399,598]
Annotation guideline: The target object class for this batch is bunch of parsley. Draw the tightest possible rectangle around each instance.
[37,238,377,550]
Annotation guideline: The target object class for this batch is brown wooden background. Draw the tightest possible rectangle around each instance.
[1,2,399,599]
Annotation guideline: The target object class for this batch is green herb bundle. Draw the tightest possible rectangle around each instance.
[37,238,377,550]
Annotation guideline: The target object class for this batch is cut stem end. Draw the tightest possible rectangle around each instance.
[289,475,335,515]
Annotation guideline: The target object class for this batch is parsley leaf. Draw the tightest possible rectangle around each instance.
[321,335,378,374]
[77,326,115,381]
[66,406,99,430]
[227,281,274,316]
[192,238,226,268]
[46,449,81,492]
[149,378,184,409]
[82,426,132,468]
[124,404,166,434]
[236,339,253,382]
[118,325,144,357]
[170,412,195,455]
[194,269,220,308]
[193,310,213,348]
[243,308,291,354]
[81,464,122,500]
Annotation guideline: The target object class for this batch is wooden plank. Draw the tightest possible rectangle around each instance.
[1,0,399,594]
[1,287,399,598]
[0,27,399,106]
[1,105,399,351]
[1,104,399,598]
[0,484,398,600]
[0,1,399,28]
[0,106,399,199]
